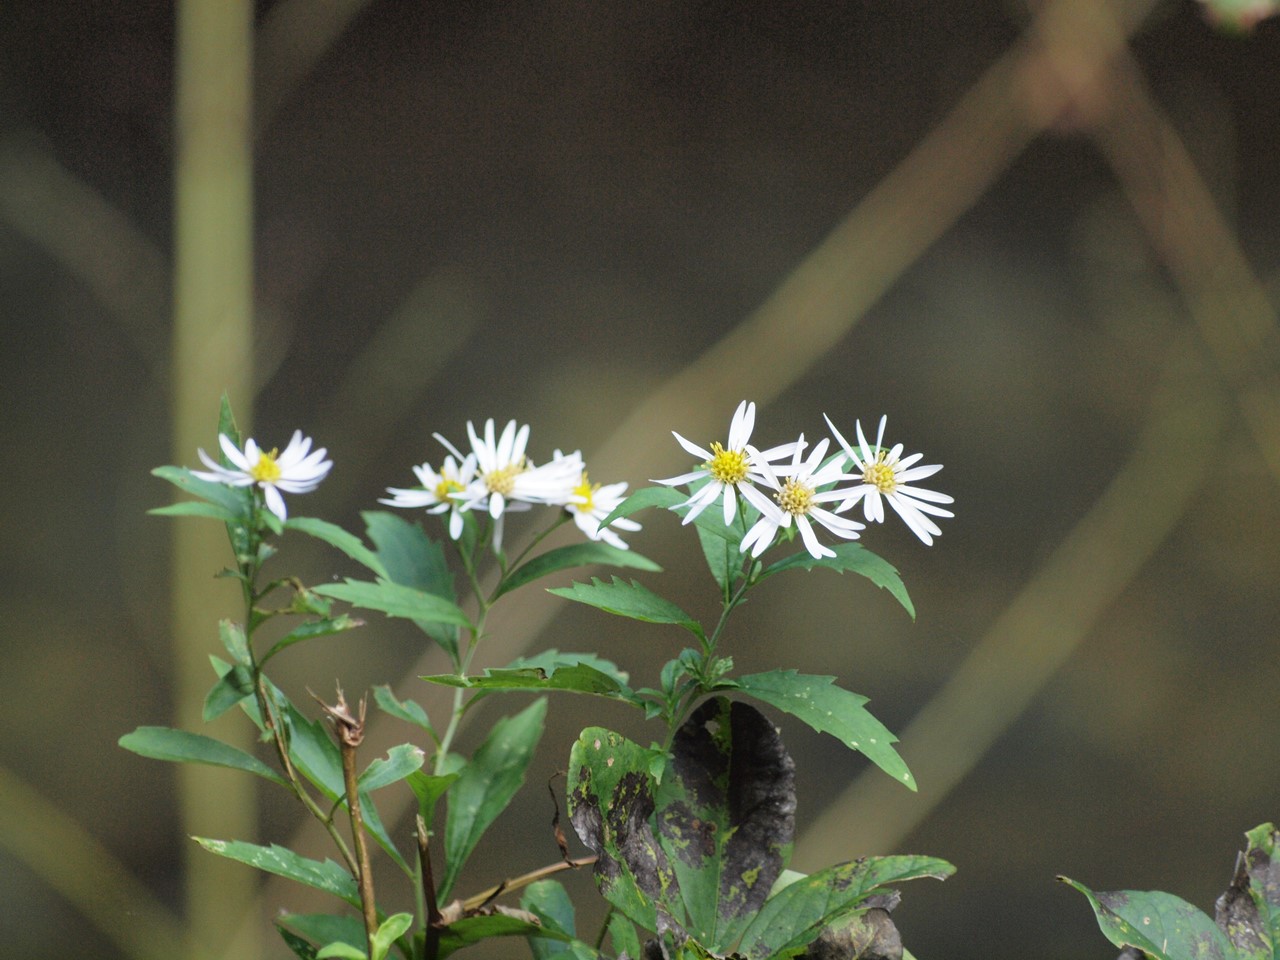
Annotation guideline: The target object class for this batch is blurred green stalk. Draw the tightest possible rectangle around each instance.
[173,1,257,959]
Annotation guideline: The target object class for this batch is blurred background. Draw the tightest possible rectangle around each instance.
[3,1,1279,958]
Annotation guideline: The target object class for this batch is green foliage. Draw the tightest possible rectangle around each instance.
[759,541,915,619]
[118,726,286,786]
[278,915,367,960]
[286,516,389,579]
[315,578,472,661]
[1063,823,1280,960]
[723,671,915,791]
[363,511,460,657]
[424,654,645,711]
[497,541,662,598]
[193,839,359,907]
[440,699,548,900]
[521,880,598,960]
[568,702,951,958]
[549,577,705,644]
[358,743,426,793]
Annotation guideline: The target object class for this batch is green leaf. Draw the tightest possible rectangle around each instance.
[522,880,598,960]
[194,839,359,907]
[373,685,436,739]
[437,914,571,958]
[217,393,243,448]
[285,516,388,578]
[759,542,915,619]
[608,913,644,960]
[1060,878,1234,960]
[441,699,547,900]
[148,500,241,522]
[363,511,460,657]
[316,579,472,631]
[358,744,426,793]
[370,913,414,960]
[203,660,255,721]
[119,726,286,786]
[597,486,686,529]
[316,945,365,960]
[548,577,704,642]
[152,465,252,518]
[262,614,364,663]
[567,727,678,933]
[406,770,459,828]
[695,516,739,595]
[727,671,916,791]
[655,699,796,949]
[219,619,251,665]
[277,914,366,959]
[1234,823,1280,958]
[278,925,322,960]
[497,542,662,599]
[737,855,955,959]
[424,661,644,710]
[280,703,409,873]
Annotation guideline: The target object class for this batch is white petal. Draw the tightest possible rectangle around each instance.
[894,482,953,504]
[722,485,737,525]
[797,515,835,559]
[220,434,251,470]
[672,431,712,461]
[263,485,289,521]
[655,469,708,487]
[728,400,755,449]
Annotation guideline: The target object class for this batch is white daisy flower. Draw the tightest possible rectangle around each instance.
[739,437,866,559]
[193,430,332,521]
[437,419,583,550]
[654,400,798,526]
[379,453,477,540]
[825,414,955,546]
[566,469,642,551]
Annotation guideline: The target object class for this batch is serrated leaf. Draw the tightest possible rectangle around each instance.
[601,485,743,544]
[498,542,662,599]
[656,699,795,949]
[285,516,388,578]
[727,671,915,791]
[759,542,915,619]
[152,465,252,518]
[695,516,738,595]
[548,577,704,642]
[315,579,472,631]
[441,699,547,900]
[358,743,426,793]
[262,614,364,664]
[568,727,678,934]
[424,662,645,710]
[194,838,359,907]
[363,511,459,657]
[1060,877,1234,960]
[373,685,436,739]
[738,855,955,959]
[119,726,286,786]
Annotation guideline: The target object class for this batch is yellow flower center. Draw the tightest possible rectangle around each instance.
[863,456,897,493]
[484,460,526,496]
[775,478,814,516]
[250,449,282,484]
[572,472,597,512]
[434,478,463,502]
[704,442,750,485]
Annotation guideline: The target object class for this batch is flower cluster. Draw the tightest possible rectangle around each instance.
[194,431,333,521]
[383,418,638,550]
[657,400,953,558]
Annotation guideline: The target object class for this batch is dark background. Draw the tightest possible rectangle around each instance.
[3,2,1280,958]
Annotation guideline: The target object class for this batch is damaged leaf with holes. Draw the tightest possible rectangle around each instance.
[1062,822,1280,960]
[568,698,953,959]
